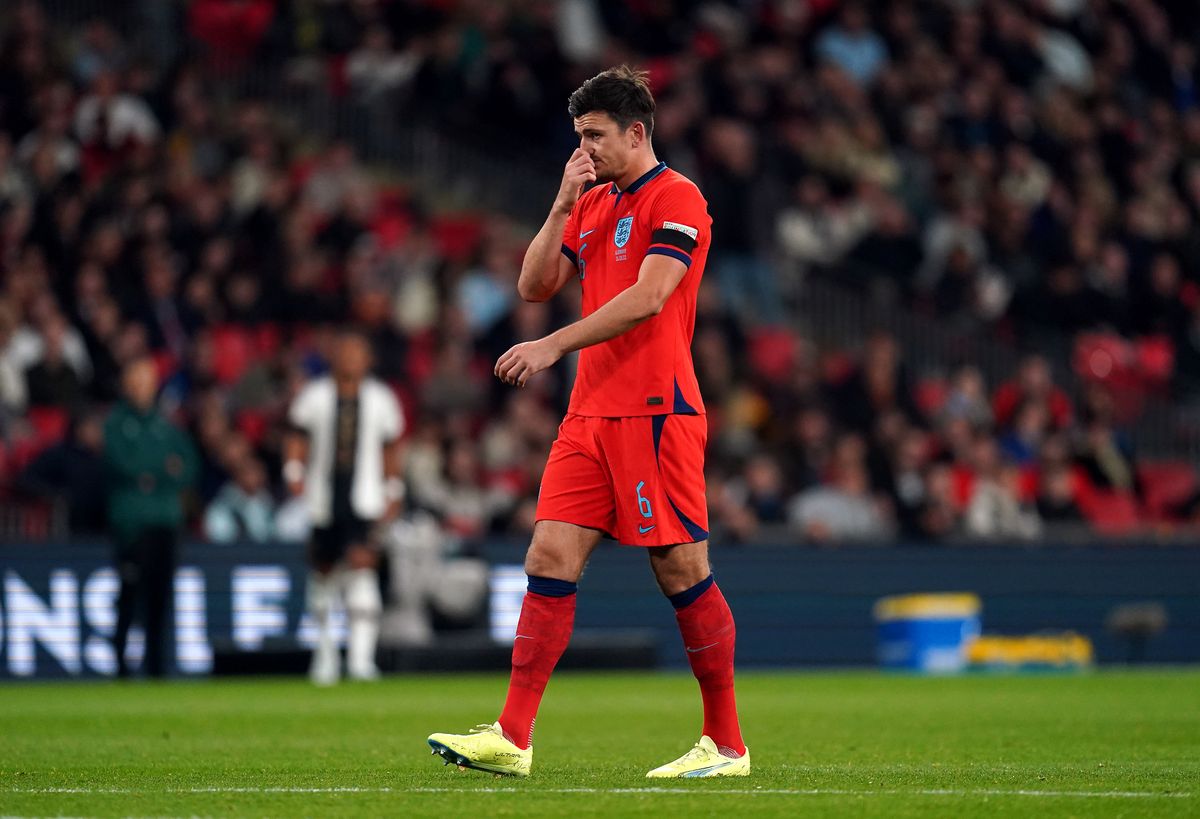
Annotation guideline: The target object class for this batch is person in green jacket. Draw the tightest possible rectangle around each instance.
[104,356,198,678]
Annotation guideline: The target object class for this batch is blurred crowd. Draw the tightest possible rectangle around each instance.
[1,0,1199,545]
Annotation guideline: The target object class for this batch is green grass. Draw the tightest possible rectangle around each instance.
[0,670,1197,818]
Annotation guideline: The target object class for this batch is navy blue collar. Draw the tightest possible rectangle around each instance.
[609,161,668,196]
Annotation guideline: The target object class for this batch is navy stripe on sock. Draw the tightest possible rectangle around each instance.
[668,574,715,609]
[527,575,578,597]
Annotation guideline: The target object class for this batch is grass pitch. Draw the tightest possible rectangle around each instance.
[0,669,1196,818]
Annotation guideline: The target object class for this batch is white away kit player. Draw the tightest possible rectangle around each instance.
[285,329,405,684]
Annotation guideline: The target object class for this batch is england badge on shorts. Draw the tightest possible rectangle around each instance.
[614,216,633,248]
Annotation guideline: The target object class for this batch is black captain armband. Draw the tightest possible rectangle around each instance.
[650,226,698,253]
[646,224,698,268]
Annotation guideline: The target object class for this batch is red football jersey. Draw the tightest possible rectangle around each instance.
[559,162,711,417]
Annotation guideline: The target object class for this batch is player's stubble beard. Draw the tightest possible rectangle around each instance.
[592,158,615,184]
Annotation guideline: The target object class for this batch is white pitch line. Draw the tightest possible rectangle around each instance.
[3,786,1192,799]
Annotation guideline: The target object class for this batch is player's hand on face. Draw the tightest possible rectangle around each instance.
[494,338,563,388]
[555,149,597,214]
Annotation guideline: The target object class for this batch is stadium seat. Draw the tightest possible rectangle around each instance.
[253,323,282,359]
[747,328,799,381]
[211,325,256,385]
[432,216,484,262]
[1073,333,1134,384]
[1134,336,1175,389]
[1077,486,1142,534]
[27,406,69,448]
[950,465,976,511]
[1137,461,1197,521]
[915,376,949,418]
[406,330,438,386]
[153,350,178,381]
[821,350,855,385]
[236,410,269,446]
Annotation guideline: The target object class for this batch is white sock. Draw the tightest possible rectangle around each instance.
[307,571,340,679]
[345,568,381,677]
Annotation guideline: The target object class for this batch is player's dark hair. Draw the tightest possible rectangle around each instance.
[568,65,655,138]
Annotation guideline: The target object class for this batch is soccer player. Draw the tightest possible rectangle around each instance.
[428,66,748,778]
[285,329,405,685]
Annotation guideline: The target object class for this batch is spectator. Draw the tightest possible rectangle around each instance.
[703,119,781,324]
[964,438,1042,540]
[882,428,932,539]
[24,313,86,408]
[71,19,125,85]
[916,461,961,542]
[1074,386,1139,495]
[9,296,93,383]
[832,331,919,433]
[992,355,1072,431]
[999,400,1050,467]
[204,457,275,543]
[0,298,28,422]
[1036,463,1085,526]
[346,24,418,103]
[16,409,107,534]
[725,453,788,527]
[787,441,892,543]
[940,365,993,430]
[74,69,159,181]
[815,2,889,87]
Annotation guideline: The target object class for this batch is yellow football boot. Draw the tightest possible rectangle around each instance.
[427,722,532,778]
[646,736,750,778]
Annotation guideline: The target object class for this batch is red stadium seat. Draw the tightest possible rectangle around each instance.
[1077,487,1142,534]
[211,325,256,384]
[432,216,484,262]
[1137,461,1197,521]
[236,410,269,446]
[253,323,282,359]
[1134,335,1175,388]
[915,376,949,419]
[821,350,855,385]
[27,406,69,448]
[7,439,43,473]
[1073,333,1134,384]
[747,328,799,381]
[153,350,178,381]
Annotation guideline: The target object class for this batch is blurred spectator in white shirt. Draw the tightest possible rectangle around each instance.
[204,458,276,543]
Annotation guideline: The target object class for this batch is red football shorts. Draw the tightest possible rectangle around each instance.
[535,413,709,547]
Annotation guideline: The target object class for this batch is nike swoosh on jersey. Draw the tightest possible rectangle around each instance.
[579,229,596,238]
[685,642,719,653]
[638,524,656,534]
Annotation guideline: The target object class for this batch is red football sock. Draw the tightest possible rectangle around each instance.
[498,584,576,749]
[674,580,745,756]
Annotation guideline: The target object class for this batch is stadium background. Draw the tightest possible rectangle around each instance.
[0,0,1199,681]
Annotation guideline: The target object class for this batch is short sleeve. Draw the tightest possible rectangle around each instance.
[559,200,582,268]
[645,183,711,269]
[378,385,404,442]
[288,382,318,431]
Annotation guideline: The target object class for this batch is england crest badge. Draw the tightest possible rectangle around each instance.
[614,216,633,248]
